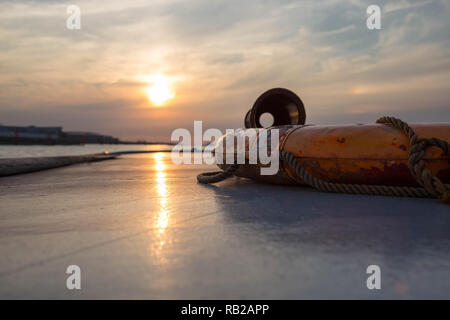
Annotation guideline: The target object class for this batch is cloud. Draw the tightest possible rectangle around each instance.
[385,0,433,13]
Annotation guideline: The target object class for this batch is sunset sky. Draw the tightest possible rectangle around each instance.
[1,0,449,141]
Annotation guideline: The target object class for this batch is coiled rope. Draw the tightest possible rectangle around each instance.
[196,164,240,184]
[197,116,450,203]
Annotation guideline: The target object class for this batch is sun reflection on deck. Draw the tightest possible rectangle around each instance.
[154,152,170,234]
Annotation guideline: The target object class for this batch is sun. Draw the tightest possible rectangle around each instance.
[145,74,175,106]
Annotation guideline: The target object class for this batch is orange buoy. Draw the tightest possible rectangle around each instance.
[217,123,450,187]
[213,88,450,189]
[197,88,449,201]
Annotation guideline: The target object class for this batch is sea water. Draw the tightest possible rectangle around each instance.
[0,144,172,159]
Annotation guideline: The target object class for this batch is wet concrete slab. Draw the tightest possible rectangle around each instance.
[0,153,449,299]
[0,153,116,177]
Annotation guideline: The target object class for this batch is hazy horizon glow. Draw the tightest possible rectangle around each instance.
[0,0,449,141]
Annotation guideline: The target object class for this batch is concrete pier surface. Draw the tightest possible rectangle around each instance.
[0,153,116,177]
[0,153,449,299]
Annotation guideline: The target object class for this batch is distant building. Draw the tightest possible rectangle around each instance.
[0,125,62,144]
[0,125,119,145]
